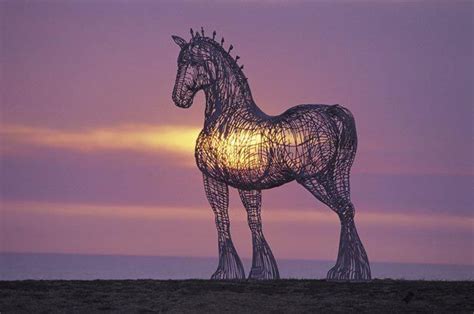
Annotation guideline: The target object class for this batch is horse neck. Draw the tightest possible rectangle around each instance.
[203,52,265,126]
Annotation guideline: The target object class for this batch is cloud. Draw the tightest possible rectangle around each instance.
[1,123,471,176]
[3,201,472,264]
[3,201,472,230]
[1,124,201,157]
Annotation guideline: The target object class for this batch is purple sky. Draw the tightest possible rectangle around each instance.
[1,0,472,266]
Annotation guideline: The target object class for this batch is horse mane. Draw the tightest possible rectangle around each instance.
[188,29,248,85]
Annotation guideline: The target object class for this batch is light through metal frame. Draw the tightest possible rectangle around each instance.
[171,28,371,281]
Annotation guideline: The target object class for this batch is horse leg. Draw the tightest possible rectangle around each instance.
[239,189,280,280]
[203,174,245,280]
[298,175,371,281]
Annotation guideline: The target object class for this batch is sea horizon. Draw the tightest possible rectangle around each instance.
[1,252,472,281]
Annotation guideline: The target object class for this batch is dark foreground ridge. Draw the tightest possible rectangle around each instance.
[1,279,472,313]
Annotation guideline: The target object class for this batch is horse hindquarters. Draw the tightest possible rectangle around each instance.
[297,106,371,281]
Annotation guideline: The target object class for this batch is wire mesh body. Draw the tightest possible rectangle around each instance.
[171,30,371,281]
[196,104,350,191]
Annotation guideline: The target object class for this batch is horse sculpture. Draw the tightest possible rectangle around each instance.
[171,28,371,281]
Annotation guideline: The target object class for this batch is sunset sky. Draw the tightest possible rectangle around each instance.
[1,0,472,266]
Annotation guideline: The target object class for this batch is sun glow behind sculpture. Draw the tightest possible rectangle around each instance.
[210,129,265,170]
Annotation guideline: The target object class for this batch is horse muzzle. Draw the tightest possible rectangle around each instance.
[172,86,195,108]
[172,66,197,108]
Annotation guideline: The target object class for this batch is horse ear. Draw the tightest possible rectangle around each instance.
[172,35,187,48]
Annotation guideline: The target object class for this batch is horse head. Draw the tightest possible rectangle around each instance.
[171,34,214,109]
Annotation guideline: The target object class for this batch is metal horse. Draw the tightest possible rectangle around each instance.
[171,29,371,281]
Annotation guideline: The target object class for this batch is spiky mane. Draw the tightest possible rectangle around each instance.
[187,29,247,82]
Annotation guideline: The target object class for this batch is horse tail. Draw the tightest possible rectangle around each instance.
[327,104,357,153]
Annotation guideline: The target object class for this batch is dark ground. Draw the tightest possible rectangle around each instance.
[0,279,472,313]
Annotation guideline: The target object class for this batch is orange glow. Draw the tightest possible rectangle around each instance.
[1,124,200,156]
[210,129,265,170]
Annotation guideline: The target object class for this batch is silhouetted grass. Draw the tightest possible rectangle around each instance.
[0,279,472,313]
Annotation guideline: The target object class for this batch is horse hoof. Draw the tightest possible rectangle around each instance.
[211,268,245,280]
[248,266,279,280]
[326,265,371,281]
[210,272,244,280]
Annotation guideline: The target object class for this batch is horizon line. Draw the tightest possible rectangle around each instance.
[2,250,473,268]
